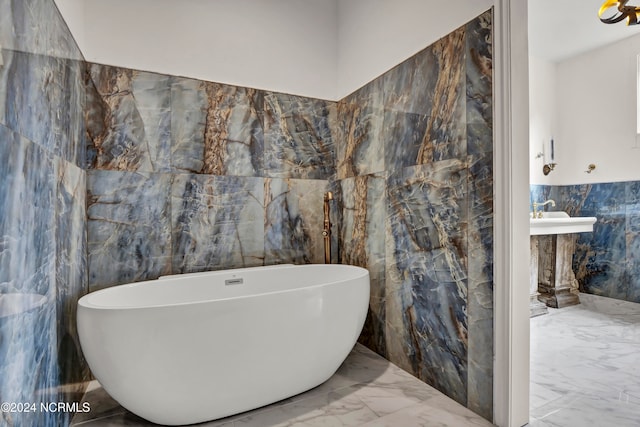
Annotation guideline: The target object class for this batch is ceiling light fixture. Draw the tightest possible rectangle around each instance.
[599,0,640,25]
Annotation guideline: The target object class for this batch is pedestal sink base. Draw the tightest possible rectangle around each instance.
[537,285,580,309]
[529,238,549,317]
[529,210,594,315]
[537,234,581,309]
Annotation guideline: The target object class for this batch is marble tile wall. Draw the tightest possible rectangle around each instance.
[1,2,494,425]
[0,0,89,426]
[85,64,336,289]
[531,182,640,304]
[336,10,493,421]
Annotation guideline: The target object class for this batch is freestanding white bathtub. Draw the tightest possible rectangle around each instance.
[77,264,369,425]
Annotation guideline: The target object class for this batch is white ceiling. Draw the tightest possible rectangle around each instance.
[529,0,640,62]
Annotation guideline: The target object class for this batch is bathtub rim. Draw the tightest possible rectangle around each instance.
[78,264,369,311]
[157,263,295,280]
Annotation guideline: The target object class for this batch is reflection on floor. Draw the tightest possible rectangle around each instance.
[529,293,640,427]
[71,344,492,426]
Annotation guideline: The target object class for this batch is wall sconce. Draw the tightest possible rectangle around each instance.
[599,0,640,25]
[541,137,556,176]
[535,138,557,176]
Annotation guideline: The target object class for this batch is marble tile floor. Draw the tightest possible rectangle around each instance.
[70,344,493,427]
[528,293,640,427]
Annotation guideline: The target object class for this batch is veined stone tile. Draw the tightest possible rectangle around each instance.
[264,178,326,265]
[385,160,469,406]
[336,77,385,179]
[85,64,171,172]
[574,183,627,299]
[87,170,172,290]
[466,9,493,128]
[0,124,62,426]
[531,391,640,427]
[383,110,429,171]
[264,92,336,180]
[538,180,640,304]
[334,12,494,418]
[0,0,83,60]
[0,49,85,167]
[169,77,207,173]
[72,344,495,427]
[383,27,467,165]
[360,396,493,427]
[467,151,493,420]
[55,158,90,391]
[339,174,387,355]
[171,174,264,273]
[233,384,379,427]
[0,124,56,296]
[1,1,87,425]
[171,78,264,177]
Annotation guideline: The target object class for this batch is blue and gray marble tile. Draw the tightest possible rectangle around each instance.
[264,92,336,179]
[465,10,493,129]
[465,9,493,420]
[466,147,494,420]
[0,49,85,167]
[1,3,498,425]
[85,65,171,172]
[334,10,493,419]
[170,78,264,176]
[0,125,56,297]
[0,0,84,61]
[264,178,327,265]
[625,181,640,302]
[87,171,172,291]
[533,181,640,303]
[171,174,265,273]
[55,159,90,391]
[385,160,469,407]
[336,77,384,179]
[1,1,87,424]
[339,174,387,355]
[0,125,63,426]
[383,27,467,166]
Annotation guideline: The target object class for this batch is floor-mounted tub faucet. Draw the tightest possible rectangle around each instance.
[323,192,333,263]
[532,199,555,218]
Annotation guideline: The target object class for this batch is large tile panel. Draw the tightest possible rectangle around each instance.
[170,78,264,176]
[85,65,171,172]
[0,49,85,166]
[264,178,326,265]
[171,174,264,273]
[87,171,172,290]
[465,9,493,420]
[385,160,469,406]
[264,92,336,179]
[0,125,63,426]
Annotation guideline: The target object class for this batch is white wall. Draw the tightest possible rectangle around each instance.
[336,0,494,99]
[54,0,86,52]
[528,55,557,184]
[531,32,640,185]
[55,0,494,101]
[56,0,339,100]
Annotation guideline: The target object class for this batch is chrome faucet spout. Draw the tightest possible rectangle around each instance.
[532,199,556,218]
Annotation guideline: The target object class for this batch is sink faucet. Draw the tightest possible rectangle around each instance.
[532,199,555,218]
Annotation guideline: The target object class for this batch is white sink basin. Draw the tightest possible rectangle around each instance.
[530,211,597,235]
